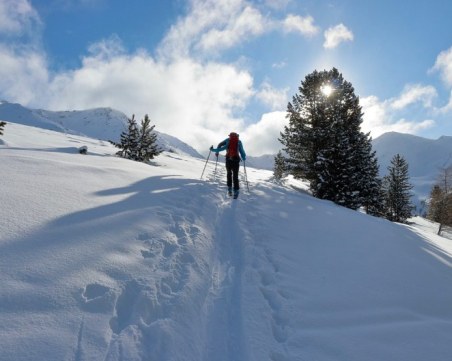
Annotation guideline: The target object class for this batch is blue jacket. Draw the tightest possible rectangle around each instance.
[211,138,246,160]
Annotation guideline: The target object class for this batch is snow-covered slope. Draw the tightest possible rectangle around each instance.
[1,123,452,361]
[0,100,67,133]
[0,101,203,158]
[155,130,203,158]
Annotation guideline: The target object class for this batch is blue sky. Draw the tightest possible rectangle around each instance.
[1,0,452,155]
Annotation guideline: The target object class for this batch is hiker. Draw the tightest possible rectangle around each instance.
[210,132,246,198]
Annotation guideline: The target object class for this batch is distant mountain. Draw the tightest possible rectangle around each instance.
[373,132,452,213]
[246,154,275,170]
[0,100,67,133]
[155,131,203,158]
[0,101,203,158]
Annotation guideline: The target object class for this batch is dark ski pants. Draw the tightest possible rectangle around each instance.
[226,158,240,191]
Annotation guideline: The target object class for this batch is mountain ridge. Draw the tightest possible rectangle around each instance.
[0,100,203,159]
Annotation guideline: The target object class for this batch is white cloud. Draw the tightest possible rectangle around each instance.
[159,0,320,59]
[431,46,452,87]
[0,0,40,35]
[197,5,267,52]
[242,111,288,155]
[0,44,49,104]
[256,82,289,110]
[391,84,437,109]
[323,23,353,49]
[158,0,265,59]
[44,42,254,151]
[263,0,291,10]
[282,14,319,37]
[361,95,435,138]
[272,61,286,69]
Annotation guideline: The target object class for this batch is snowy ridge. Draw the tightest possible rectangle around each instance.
[1,123,452,361]
[155,130,203,158]
[0,101,202,158]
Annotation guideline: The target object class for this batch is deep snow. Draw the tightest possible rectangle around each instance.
[1,122,452,361]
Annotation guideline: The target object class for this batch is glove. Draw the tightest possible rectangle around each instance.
[242,156,246,161]
[209,145,213,150]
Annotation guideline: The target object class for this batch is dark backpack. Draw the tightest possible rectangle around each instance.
[227,133,239,159]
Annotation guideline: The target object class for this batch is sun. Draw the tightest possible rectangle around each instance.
[321,84,333,97]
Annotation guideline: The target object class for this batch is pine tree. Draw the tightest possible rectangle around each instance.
[427,166,452,235]
[383,154,413,223]
[137,114,161,162]
[273,151,286,180]
[358,134,385,216]
[111,114,161,163]
[112,115,140,160]
[0,121,6,136]
[427,185,448,234]
[279,68,380,210]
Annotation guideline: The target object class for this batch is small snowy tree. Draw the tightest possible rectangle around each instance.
[383,154,413,223]
[0,121,6,136]
[358,135,385,216]
[137,114,161,162]
[111,114,161,163]
[273,151,287,180]
[112,115,140,160]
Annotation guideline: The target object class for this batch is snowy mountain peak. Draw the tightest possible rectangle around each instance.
[0,101,203,158]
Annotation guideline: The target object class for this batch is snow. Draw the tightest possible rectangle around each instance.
[1,122,452,361]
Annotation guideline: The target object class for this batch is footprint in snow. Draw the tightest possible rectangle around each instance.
[79,283,116,313]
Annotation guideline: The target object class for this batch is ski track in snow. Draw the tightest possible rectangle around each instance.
[202,194,246,361]
[202,162,296,361]
[241,186,293,361]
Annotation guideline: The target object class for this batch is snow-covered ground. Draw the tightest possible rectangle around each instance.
[1,122,452,361]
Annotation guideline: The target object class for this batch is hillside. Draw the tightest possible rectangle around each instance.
[1,122,452,361]
[0,101,203,159]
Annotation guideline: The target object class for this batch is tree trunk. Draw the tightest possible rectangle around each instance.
[437,223,443,236]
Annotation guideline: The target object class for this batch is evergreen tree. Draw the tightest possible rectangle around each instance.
[112,115,140,160]
[427,166,452,235]
[111,114,161,163]
[0,121,6,136]
[383,154,413,223]
[137,114,161,162]
[273,151,286,180]
[279,68,380,210]
[358,134,385,216]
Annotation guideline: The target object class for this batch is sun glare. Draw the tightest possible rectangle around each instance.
[321,84,333,97]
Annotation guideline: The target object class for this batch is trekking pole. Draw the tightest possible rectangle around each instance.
[243,160,250,193]
[200,149,212,180]
[213,153,219,181]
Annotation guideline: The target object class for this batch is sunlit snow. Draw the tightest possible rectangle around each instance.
[1,122,452,361]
